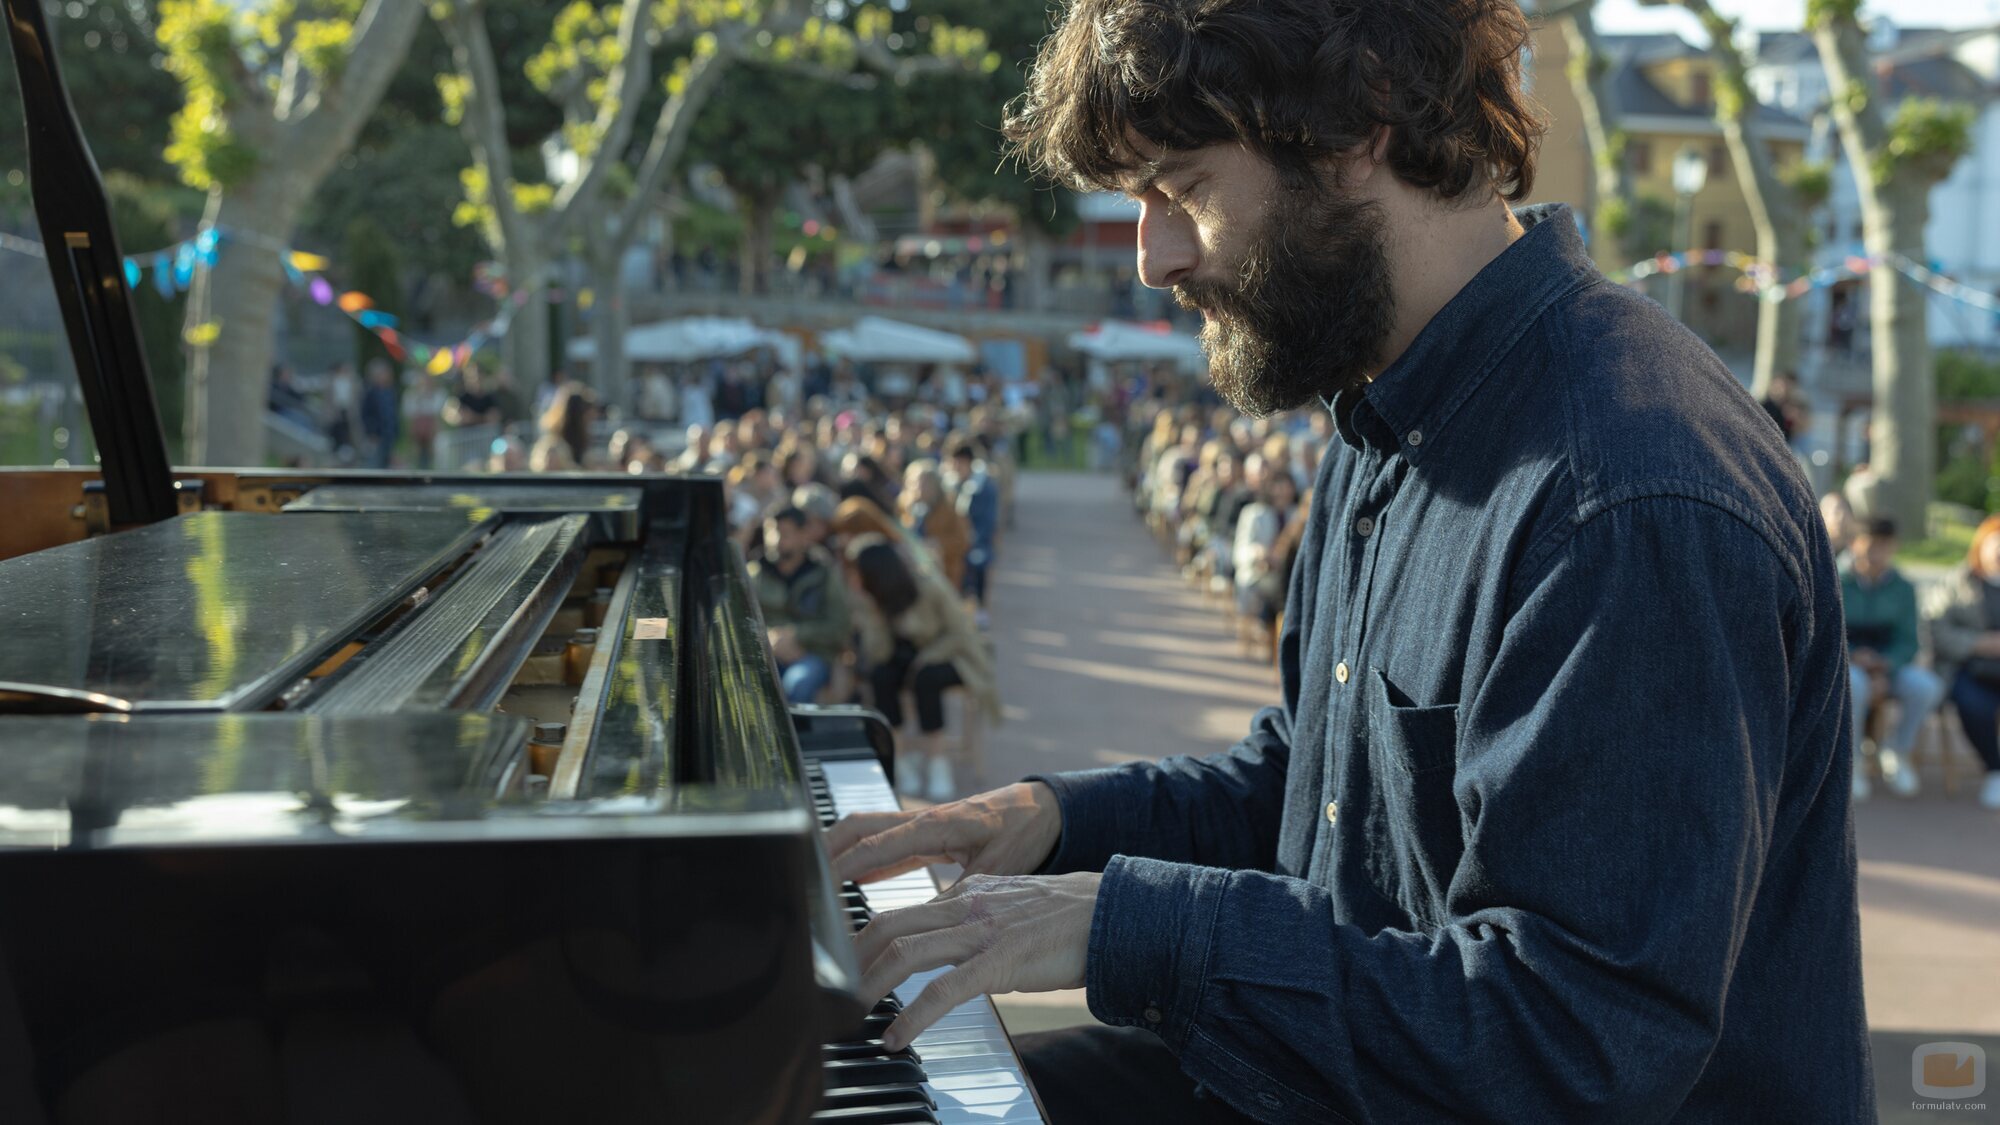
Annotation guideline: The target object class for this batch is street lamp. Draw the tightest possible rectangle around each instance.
[1667,145,1709,325]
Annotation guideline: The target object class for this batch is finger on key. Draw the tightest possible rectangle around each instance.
[859,923,986,1006]
[883,960,991,1051]
[854,897,966,970]
[833,812,963,885]
[825,810,919,857]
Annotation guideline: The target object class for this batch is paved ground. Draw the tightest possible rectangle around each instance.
[978,471,2000,1120]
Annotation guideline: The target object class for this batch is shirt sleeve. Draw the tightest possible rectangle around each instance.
[1082,496,1819,1124]
[1886,577,1920,670]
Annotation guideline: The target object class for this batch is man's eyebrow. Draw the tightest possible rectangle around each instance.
[1123,152,1193,197]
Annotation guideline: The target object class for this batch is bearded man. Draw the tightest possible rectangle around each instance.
[827,0,1872,1119]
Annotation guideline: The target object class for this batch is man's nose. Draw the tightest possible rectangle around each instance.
[1136,197,1197,290]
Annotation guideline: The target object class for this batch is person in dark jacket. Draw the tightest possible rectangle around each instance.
[748,507,851,704]
[358,359,400,469]
[822,0,1872,1120]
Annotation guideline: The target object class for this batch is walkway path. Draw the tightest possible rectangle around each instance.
[979,472,2000,1119]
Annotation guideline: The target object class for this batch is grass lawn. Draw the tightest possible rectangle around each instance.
[1897,510,1978,570]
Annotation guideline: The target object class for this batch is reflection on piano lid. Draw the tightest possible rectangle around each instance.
[0,510,493,713]
[286,482,644,542]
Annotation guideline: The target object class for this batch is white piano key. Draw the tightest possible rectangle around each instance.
[820,757,1047,1124]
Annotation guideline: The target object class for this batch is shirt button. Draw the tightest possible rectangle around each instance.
[1143,1006,1164,1024]
[1406,429,1424,447]
[1355,515,1375,538]
[1335,661,1349,684]
[1325,801,1339,825]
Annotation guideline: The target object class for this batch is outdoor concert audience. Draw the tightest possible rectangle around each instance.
[846,535,1001,801]
[748,506,853,705]
[1842,517,1939,800]
[1924,514,2000,809]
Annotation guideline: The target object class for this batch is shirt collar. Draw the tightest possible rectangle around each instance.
[1331,203,1597,454]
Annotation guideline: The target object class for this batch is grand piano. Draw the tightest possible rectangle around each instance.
[0,2,1046,1121]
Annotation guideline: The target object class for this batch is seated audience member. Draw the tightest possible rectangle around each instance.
[1820,491,1857,562]
[900,463,971,589]
[1925,515,2000,809]
[748,507,852,705]
[945,437,1000,623]
[1841,518,1939,799]
[792,484,840,548]
[1233,469,1301,624]
[845,535,1000,801]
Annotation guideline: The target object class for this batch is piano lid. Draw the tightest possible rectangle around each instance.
[286,483,644,541]
[0,714,812,850]
[0,510,492,713]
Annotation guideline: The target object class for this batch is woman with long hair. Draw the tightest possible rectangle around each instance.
[1924,514,2000,808]
[899,462,970,589]
[845,535,999,801]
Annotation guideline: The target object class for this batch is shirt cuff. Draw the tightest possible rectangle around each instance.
[1022,766,1140,874]
[1084,854,1228,1051]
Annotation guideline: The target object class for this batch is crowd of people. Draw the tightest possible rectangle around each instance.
[1121,388,1336,662]
[1821,494,2000,809]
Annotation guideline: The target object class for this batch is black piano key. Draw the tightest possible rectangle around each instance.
[821,1056,928,1089]
[823,1039,920,1063]
[819,1082,936,1111]
[842,1014,895,1040]
[872,997,903,1016]
[808,1105,941,1125]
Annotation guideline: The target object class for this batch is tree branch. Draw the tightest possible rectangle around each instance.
[279,0,426,180]
[439,0,528,259]
[614,36,738,240]
[1812,10,1891,168]
[549,0,657,224]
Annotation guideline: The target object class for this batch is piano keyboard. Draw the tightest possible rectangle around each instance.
[807,757,1049,1125]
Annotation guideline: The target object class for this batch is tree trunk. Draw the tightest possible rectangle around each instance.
[183,184,297,467]
[1017,227,1053,313]
[1559,7,1636,266]
[1751,222,1807,398]
[587,249,629,399]
[739,193,776,297]
[1856,186,1935,533]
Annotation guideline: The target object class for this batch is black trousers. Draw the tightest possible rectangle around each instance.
[870,640,964,733]
[1015,1024,1260,1124]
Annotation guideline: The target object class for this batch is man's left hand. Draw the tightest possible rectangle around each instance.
[856,871,1101,1050]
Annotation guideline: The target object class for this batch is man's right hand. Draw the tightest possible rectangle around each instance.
[827,781,1064,885]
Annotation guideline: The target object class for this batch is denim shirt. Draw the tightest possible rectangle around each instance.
[1027,205,1872,1124]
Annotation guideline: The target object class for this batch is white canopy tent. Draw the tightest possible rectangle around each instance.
[819,316,976,365]
[1068,320,1206,373]
[567,316,800,369]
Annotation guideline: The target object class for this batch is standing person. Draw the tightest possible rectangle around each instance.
[1840,518,1939,799]
[403,372,447,471]
[1760,369,1804,445]
[325,361,360,460]
[946,436,999,626]
[358,360,400,469]
[1924,514,2000,809]
[826,0,1872,1119]
[748,507,852,705]
[845,536,999,801]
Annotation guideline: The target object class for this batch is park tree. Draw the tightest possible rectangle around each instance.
[160,0,427,467]
[1810,0,1973,533]
[1656,0,1828,398]
[435,0,995,398]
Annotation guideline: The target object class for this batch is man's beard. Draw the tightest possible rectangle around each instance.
[1175,183,1395,416]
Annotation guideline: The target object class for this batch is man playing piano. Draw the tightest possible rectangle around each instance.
[828,0,1874,1119]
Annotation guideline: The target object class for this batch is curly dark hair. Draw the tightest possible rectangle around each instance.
[1002,0,1545,202]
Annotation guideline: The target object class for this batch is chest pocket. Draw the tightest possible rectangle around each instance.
[1361,670,1464,926]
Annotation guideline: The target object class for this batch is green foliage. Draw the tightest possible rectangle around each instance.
[1783,159,1832,208]
[0,0,186,216]
[1597,193,1674,259]
[1933,352,2000,514]
[1804,0,1862,30]
[158,0,379,190]
[1873,98,1976,187]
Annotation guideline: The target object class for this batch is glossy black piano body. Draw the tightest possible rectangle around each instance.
[0,473,872,1124]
